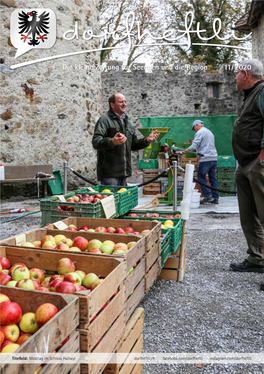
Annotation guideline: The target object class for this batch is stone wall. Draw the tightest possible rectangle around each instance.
[0,0,101,194]
[252,12,264,65]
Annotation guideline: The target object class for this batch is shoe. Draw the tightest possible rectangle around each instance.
[200,197,214,204]
[230,259,264,273]
[260,283,264,291]
[212,198,219,204]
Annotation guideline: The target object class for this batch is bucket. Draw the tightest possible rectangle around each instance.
[191,191,201,208]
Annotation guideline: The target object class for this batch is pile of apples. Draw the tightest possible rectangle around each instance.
[66,223,150,237]
[0,256,104,294]
[128,213,181,219]
[20,233,138,255]
[58,193,111,212]
[0,294,59,353]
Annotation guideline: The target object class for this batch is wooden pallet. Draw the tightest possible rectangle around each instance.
[0,287,79,374]
[103,308,144,374]
[143,182,160,195]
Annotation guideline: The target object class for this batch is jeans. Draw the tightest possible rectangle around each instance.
[197,161,218,199]
[100,177,127,186]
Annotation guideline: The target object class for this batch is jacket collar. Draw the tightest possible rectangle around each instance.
[107,109,128,121]
[244,79,264,101]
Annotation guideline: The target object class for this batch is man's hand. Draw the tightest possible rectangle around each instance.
[112,132,127,145]
[259,148,264,161]
[147,130,160,143]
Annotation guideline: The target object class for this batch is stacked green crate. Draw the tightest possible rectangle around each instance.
[217,156,236,196]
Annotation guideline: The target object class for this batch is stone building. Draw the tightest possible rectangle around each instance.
[234,0,264,64]
[102,61,241,130]
[0,0,101,193]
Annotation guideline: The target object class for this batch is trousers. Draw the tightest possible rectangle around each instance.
[197,161,218,199]
[235,157,264,265]
[100,177,127,186]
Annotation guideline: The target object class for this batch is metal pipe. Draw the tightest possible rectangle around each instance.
[173,161,177,211]
[63,161,68,194]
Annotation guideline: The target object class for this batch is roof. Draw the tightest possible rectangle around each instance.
[233,0,264,31]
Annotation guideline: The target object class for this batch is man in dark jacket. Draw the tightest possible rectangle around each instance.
[92,93,159,186]
[230,59,264,280]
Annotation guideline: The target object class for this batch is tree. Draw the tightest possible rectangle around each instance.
[99,0,162,68]
[159,0,252,69]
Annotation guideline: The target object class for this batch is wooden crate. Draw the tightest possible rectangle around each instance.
[145,258,161,293]
[126,278,145,322]
[103,308,144,374]
[0,228,145,274]
[45,217,161,254]
[143,182,161,196]
[159,237,187,282]
[0,287,79,374]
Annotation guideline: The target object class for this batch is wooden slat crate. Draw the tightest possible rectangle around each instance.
[145,241,161,292]
[0,228,145,274]
[143,182,161,196]
[142,169,159,182]
[45,217,161,257]
[0,287,79,374]
[103,308,144,374]
[159,236,187,282]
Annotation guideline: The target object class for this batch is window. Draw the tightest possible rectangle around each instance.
[207,83,221,98]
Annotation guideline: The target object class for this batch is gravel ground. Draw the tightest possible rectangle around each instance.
[0,198,263,374]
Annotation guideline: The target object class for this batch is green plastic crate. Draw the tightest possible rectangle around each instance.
[217,155,236,168]
[75,187,119,216]
[138,159,158,169]
[48,170,64,195]
[122,213,182,253]
[218,181,236,196]
[92,185,138,216]
[40,191,115,225]
[217,167,236,180]
[161,229,173,268]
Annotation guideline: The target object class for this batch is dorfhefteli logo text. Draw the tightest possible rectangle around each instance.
[10,9,56,58]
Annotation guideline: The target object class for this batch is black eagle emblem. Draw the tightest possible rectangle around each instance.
[18,10,50,46]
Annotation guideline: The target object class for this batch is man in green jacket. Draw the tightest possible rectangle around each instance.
[230,59,264,282]
[92,93,159,186]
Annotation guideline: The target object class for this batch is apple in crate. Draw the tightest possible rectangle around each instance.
[32,280,41,289]
[115,228,125,234]
[128,213,138,217]
[36,287,49,292]
[127,241,136,250]
[54,235,67,245]
[41,235,55,247]
[0,331,4,346]
[64,272,82,285]
[16,279,35,290]
[49,279,62,292]
[9,263,26,276]
[0,273,12,285]
[64,238,73,247]
[32,241,42,248]
[6,280,17,287]
[102,240,115,250]
[100,245,113,254]
[57,243,69,251]
[0,301,22,325]
[50,274,64,282]
[42,241,57,250]
[0,293,10,303]
[123,227,134,234]
[75,270,86,283]
[57,258,76,275]
[95,226,107,233]
[141,230,151,235]
[87,229,95,233]
[113,249,126,254]
[107,227,116,233]
[80,226,89,231]
[87,239,102,251]
[19,313,39,334]
[89,248,102,254]
[67,224,78,231]
[73,236,88,251]
[1,343,20,353]
[12,267,30,281]
[22,242,35,248]
[30,268,45,284]
[55,281,76,294]
[17,333,32,345]
[83,273,99,289]
[91,279,104,290]
[114,243,128,252]
[35,303,59,326]
[0,324,20,342]
[133,232,141,235]
[0,257,10,270]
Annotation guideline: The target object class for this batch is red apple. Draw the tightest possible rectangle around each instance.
[57,243,70,251]
[64,272,82,285]
[0,273,12,285]
[0,324,20,342]
[89,248,102,254]
[174,214,181,218]
[73,236,88,251]
[74,284,83,292]
[9,263,26,276]
[35,303,59,326]
[67,224,78,231]
[124,227,134,234]
[17,333,32,345]
[115,228,125,234]
[0,257,10,270]
[41,280,50,288]
[107,227,116,233]
[12,266,30,281]
[55,281,76,294]
[30,268,45,284]
[32,240,42,248]
[42,241,56,250]
[0,340,16,352]
[50,274,64,282]
[95,226,107,233]
[144,213,152,217]
[36,287,49,292]
[94,194,102,199]
[79,226,89,231]
[32,280,41,288]
[0,301,22,325]
[57,258,76,275]
[128,213,138,217]
[151,213,160,218]
[49,279,63,292]
[133,232,141,235]
[114,243,128,252]
[41,235,55,247]
[73,196,80,203]
[165,215,174,218]
[16,279,35,290]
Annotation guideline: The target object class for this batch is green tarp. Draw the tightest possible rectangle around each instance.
[138,115,237,156]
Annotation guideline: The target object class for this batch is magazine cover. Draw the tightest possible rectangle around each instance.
[0,1,264,373]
